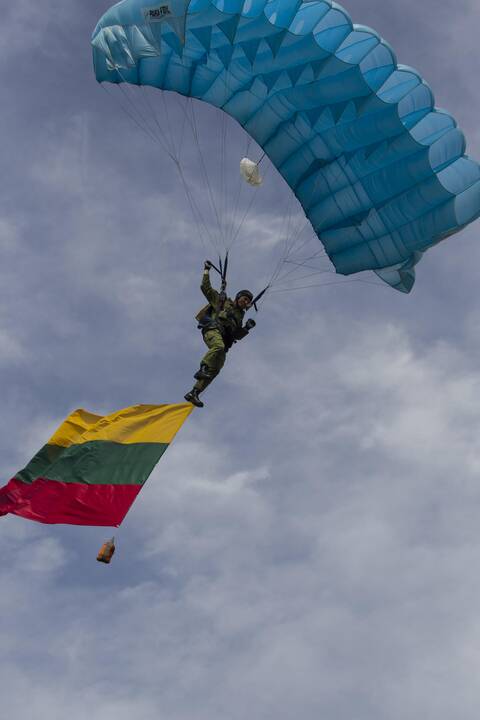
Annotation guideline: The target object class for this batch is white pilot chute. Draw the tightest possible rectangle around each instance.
[240,157,263,186]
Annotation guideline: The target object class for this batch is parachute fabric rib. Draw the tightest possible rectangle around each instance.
[92,0,480,292]
[0,404,193,527]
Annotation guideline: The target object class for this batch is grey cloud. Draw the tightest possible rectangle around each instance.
[1,1,480,718]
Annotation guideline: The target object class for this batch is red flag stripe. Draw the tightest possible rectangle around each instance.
[0,477,142,527]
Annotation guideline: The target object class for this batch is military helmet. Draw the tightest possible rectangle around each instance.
[235,289,254,302]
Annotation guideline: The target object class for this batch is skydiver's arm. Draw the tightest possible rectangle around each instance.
[233,318,256,341]
[233,327,249,341]
[201,268,220,306]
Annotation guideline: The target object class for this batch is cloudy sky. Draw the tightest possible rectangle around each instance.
[2,1,480,718]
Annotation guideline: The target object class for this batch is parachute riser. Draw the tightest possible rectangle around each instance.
[250,285,269,312]
[207,252,268,311]
[218,252,229,310]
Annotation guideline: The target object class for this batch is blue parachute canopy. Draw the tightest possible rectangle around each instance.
[92,0,480,293]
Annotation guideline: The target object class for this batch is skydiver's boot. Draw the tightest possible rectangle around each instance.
[194,363,213,381]
[184,388,204,408]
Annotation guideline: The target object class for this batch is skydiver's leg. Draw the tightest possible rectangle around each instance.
[194,329,226,392]
[185,330,226,407]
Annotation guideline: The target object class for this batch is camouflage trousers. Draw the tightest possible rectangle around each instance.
[194,329,226,392]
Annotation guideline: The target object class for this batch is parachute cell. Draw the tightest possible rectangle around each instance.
[92,0,480,292]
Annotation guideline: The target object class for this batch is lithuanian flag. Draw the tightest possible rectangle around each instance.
[0,403,193,527]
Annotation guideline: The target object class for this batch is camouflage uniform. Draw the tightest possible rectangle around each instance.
[193,269,250,393]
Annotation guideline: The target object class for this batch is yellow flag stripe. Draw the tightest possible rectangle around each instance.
[48,403,193,447]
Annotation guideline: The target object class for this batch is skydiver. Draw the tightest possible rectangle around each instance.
[184,260,256,408]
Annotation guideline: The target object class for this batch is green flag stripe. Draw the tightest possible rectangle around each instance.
[15,440,169,486]
[16,444,64,484]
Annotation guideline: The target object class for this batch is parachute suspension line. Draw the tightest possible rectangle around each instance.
[265,189,299,290]
[266,231,332,295]
[176,95,190,164]
[219,64,235,248]
[286,224,323,261]
[219,65,231,248]
[230,79,270,248]
[220,112,233,247]
[160,90,182,164]
[282,223,324,272]
[282,237,332,286]
[156,92,218,253]
[273,268,334,288]
[187,99,225,250]
[276,208,317,272]
[272,248,333,290]
[284,240,330,269]
[262,153,319,290]
[227,76,275,253]
[137,84,178,159]
[269,150,330,276]
[141,84,179,159]
[265,155,336,292]
[222,101,242,249]
[281,191,297,262]
[225,126,250,248]
[100,83,176,163]
[227,160,271,252]
[281,254,332,274]
[175,161,217,256]
[262,156,328,295]
[112,78,219,252]
[191,101,227,255]
[283,160,335,264]
[267,171,369,293]
[178,98,221,254]
[227,129,253,246]
[149,93,219,252]
[222,61,265,250]
[111,69,180,162]
[267,278,388,294]
[274,231,330,281]
[104,83,214,255]
[101,84,213,253]
[168,68,254,255]
[251,284,270,311]
[111,73,224,256]
[143,86,223,254]
[159,95,222,256]
[219,108,227,243]
[115,60,269,262]
[282,214,314,258]
[172,94,228,256]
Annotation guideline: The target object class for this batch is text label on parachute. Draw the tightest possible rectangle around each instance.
[143,4,172,22]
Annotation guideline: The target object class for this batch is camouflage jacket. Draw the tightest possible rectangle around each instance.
[197,270,249,346]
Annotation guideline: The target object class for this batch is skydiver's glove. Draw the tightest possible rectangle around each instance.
[245,319,256,331]
[204,260,213,271]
